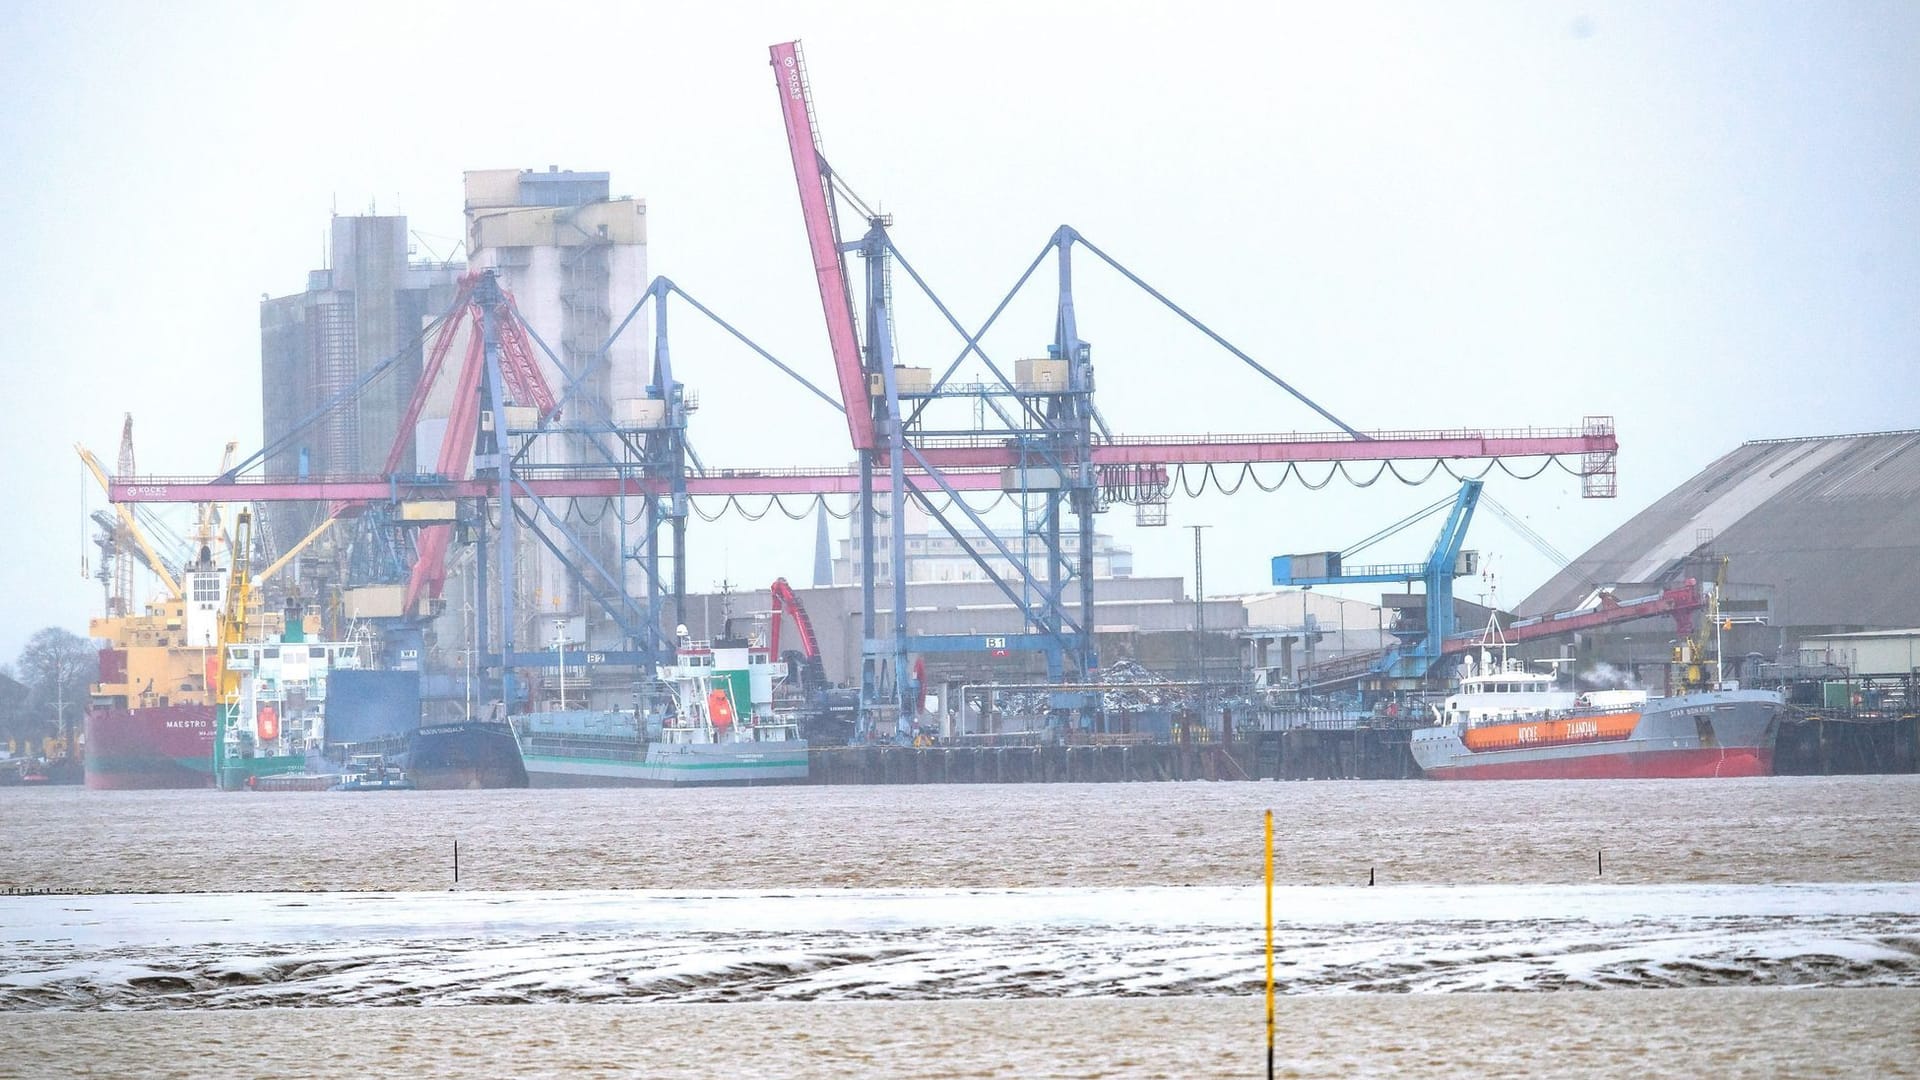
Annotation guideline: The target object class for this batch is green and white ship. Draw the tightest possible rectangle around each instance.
[510,634,808,787]
[215,617,364,790]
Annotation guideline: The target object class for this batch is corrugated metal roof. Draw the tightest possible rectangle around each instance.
[1519,430,1920,630]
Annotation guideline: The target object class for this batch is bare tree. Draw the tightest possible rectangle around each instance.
[15,628,95,751]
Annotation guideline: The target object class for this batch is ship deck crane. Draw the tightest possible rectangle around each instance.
[767,577,827,693]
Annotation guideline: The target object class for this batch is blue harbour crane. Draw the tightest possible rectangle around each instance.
[1270,479,1484,684]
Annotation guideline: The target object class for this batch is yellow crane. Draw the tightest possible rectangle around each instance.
[81,434,333,603]
[76,443,182,602]
[1673,555,1731,691]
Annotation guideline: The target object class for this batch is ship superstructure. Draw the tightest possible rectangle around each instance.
[84,539,239,789]
[630,634,808,786]
[216,616,363,788]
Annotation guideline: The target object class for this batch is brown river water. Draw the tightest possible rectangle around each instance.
[1,775,1917,1077]
[5,774,1917,892]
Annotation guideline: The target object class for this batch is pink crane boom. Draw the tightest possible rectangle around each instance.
[770,41,873,451]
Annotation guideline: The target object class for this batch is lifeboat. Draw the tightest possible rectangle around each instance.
[707,688,735,730]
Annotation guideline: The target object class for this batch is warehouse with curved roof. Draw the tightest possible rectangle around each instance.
[1520,429,1920,640]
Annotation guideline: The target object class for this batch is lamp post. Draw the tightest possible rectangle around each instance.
[553,618,568,712]
[1189,524,1211,734]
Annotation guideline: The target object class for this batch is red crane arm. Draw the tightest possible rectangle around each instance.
[769,40,873,451]
[496,293,559,419]
[403,326,486,613]
[768,576,820,659]
[386,289,473,474]
[1443,582,1705,655]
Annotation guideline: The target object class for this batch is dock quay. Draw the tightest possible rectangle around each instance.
[800,713,1919,784]
[1777,712,1920,775]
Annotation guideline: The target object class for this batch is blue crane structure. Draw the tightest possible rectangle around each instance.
[1270,479,1484,685]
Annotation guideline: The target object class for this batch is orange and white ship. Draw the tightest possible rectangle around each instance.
[1410,647,1785,781]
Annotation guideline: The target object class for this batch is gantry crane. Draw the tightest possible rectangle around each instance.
[765,40,1617,737]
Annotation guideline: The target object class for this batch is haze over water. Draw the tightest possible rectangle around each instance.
[4,776,1918,1077]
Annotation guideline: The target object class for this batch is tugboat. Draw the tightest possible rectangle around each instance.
[330,754,415,791]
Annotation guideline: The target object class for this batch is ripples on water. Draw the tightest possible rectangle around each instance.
[6,775,1917,893]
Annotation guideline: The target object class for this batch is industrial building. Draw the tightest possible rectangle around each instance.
[462,167,649,630]
[1241,591,1395,683]
[259,214,464,551]
[1519,430,1920,680]
[669,576,1245,690]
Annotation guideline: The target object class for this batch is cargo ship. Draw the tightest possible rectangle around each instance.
[630,634,808,786]
[85,520,369,790]
[84,541,233,790]
[1410,647,1784,780]
[506,635,809,787]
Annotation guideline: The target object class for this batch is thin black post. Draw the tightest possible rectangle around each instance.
[454,839,460,885]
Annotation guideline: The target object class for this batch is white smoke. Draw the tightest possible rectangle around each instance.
[1579,661,1640,690]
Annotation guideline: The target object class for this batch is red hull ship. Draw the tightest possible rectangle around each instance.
[84,705,215,790]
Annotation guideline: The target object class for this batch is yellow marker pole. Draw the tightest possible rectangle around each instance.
[1265,808,1275,1080]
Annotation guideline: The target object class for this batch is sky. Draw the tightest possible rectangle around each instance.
[0,1,1915,662]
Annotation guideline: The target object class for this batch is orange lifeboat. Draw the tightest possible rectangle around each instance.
[256,705,280,742]
[707,689,735,730]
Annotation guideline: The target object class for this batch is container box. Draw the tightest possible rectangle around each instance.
[615,398,668,428]
[345,585,408,620]
[399,501,459,523]
[1015,358,1068,392]
[893,366,934,394]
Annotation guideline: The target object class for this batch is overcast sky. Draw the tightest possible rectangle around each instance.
[1,2,1915,662]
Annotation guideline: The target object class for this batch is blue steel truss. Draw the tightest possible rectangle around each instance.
[461,272,833,704]
[843,221,1362,740]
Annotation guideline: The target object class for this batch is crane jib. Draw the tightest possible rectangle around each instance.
[770,40,875,452]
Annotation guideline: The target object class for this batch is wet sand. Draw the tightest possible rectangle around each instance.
[8,989,1919,1079]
